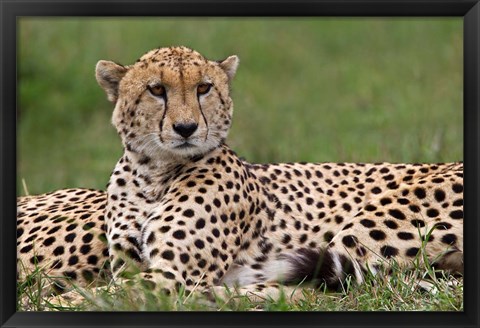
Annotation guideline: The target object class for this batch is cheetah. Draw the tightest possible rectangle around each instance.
[17,46,463,302]
[17,189,110,291]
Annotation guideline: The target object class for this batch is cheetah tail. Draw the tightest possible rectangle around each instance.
[283,248,366,290]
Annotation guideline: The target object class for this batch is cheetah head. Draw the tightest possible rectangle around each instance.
[95,46,239,159]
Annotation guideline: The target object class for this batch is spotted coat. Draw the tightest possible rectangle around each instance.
[17,46,463,300]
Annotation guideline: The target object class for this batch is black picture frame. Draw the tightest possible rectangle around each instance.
[1,1,479,327]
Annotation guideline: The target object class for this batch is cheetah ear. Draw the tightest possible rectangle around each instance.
[219,55,239,81]
[95,60,128,103]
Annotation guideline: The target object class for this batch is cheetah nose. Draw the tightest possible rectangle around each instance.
[173,123,198,138]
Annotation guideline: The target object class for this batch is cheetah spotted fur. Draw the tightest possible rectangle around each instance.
[17,46,463,301]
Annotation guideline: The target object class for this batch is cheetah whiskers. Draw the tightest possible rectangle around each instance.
[129,133,162,157]
[204,130,228,149]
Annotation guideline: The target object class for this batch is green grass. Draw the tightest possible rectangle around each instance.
[17,227,463,312]
[18,258,463,312]
[18,18,462,195]
[18,226,462,312]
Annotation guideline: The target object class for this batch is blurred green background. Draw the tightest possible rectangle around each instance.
[18,18,463,196]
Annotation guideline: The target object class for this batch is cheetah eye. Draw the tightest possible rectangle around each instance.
[197,83,212,96]
[148,84,166,98]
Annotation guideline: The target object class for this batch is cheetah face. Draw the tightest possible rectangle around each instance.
[95,46,239,159]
